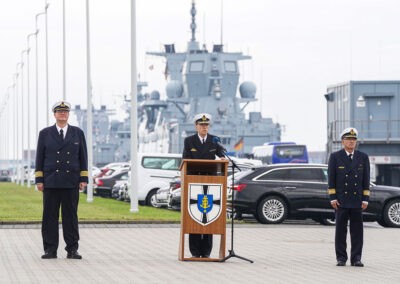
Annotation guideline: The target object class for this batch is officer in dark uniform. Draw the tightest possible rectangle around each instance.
[328,127,370,267]
[35,101,88,260]
[182,113,225,258]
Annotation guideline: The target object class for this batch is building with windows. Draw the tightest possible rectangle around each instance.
[325,80,400,186]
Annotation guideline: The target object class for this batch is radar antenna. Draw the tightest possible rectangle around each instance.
[190,0,197,42]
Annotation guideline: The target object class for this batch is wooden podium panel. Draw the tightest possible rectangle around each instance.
[179,159,228,261]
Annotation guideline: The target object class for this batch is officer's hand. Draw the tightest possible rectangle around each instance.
[37,183,44,192]
[330,200,340,209]
[362,202,368,210]
[79,182,87,190]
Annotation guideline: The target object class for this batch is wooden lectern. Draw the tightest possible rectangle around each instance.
[179,159,228,261]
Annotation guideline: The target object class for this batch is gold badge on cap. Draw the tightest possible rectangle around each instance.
[201,115,207,121]
[350,129,355,135]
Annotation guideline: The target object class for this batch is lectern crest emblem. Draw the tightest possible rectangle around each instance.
[188,183,222,226]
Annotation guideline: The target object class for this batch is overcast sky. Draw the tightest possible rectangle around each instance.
[1,0,400,155]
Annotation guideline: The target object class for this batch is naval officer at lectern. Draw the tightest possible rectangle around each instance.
[35,101,88,260]
[182,113,225,258]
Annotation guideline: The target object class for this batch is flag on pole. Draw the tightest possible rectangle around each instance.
[234,137,244,151]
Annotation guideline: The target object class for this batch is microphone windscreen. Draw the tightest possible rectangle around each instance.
[212,136,221,144]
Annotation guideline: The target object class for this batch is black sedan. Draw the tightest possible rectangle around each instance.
[228,164,400,227]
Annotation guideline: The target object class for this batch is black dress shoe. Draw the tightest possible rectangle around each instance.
[336,261,346,266]
[67,251,82,259]
[41,252,57,259]
[351,261,364,267]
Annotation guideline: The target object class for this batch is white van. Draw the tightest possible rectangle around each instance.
[128,153,182,207]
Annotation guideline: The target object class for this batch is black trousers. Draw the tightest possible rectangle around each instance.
[335,207,363,263]
[42,188,80,253]
[189,234,213,257]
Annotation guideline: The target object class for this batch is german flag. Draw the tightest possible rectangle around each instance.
[234,137,244,151]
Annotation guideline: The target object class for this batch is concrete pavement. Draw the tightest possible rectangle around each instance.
[0,222,399,283]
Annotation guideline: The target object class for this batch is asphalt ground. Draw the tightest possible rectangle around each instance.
[0,221,399,284]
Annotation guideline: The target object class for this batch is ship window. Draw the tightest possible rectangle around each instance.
[224,61,237,73]
[189,61,204,72]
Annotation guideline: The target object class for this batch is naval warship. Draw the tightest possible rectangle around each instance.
[75,0,281,165]
[138,0,280,154]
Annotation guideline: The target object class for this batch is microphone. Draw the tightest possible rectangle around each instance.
[212,136,226,152]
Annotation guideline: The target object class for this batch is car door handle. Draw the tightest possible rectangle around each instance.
[285,186,297,189]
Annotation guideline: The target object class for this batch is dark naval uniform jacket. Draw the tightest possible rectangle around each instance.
[35,124,88,188]
[182,134,225,160]
[328,149,370,208]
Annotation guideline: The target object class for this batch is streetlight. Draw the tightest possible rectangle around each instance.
[85,0,93,202]
[6,85,15,171]
[19,49,28,186]
[130,0,139,213]
[35,10,46,144]
[45,1,50,125]
[13,71,20,183]
[62,0,66,101]
[27,33,37,188]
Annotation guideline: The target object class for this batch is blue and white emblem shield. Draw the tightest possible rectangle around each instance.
[197,194,213,214]
[188,183,222,226]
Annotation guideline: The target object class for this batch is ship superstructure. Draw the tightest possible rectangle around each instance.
[74,0,281,164]
[138,0,281,154]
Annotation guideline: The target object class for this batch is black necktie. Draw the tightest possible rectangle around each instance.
[59,129,64,140]
[202,138,205,144]
[348,153,353,160]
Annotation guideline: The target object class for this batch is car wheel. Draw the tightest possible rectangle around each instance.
[146,189,159,207]
[377,219,389,227]
[253,213,262,222]
[257,196,288,224]
[383,199,400,228]
[319,217,336,226]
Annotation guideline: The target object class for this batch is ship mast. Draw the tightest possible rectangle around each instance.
[188,0,200,52]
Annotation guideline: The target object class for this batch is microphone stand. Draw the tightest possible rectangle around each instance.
[220,152,253,263]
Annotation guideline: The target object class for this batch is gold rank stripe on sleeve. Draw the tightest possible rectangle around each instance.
[363,190,370,196]
[80,171,89,177]
[328,188,336,195]
[35,171,44,177]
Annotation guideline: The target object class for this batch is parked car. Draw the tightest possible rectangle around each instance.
[227,163,400,227]
[111,179,128,200]
[156,177,181,208]
[0,169,11,182]
[96,162,130,179]
[92,166,101,177]
[94,169,129,197]
[167,158,260,211]
[154,187,169,207]
[123,153,182,207]
[168,187,181,211]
